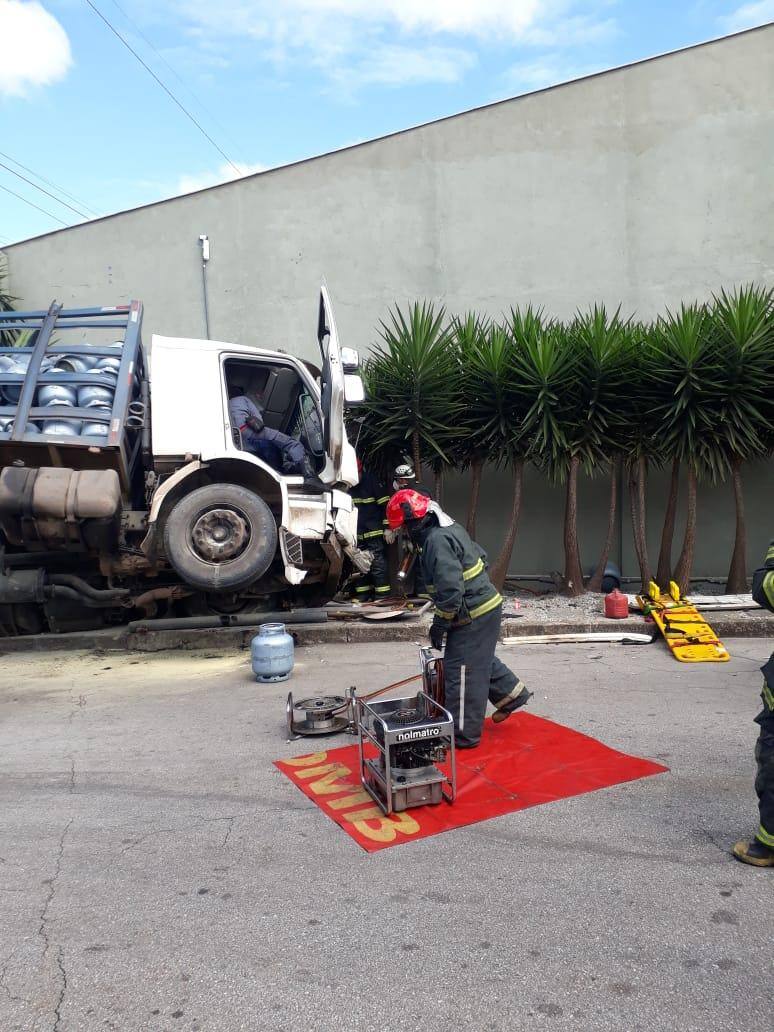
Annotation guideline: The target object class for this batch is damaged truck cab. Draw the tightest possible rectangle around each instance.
[0,288,365,634]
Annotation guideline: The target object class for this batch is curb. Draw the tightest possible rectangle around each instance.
[0,612,771,654]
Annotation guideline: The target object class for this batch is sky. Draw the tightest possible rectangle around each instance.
[0,0,772,245]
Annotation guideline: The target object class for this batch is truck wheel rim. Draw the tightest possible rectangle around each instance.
[190,507,250,563]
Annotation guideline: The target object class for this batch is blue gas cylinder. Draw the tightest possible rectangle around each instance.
[251,623,294,682]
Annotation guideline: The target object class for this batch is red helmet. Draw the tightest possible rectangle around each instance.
[386,489,430,529]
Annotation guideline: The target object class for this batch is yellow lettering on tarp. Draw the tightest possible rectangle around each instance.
[307,766,353,795]
[295,763,343,781]
[343,807,422,843]
[283,752,328,767]
[327,789,372,810]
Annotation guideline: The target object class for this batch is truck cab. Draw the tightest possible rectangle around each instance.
[0,288,366,634]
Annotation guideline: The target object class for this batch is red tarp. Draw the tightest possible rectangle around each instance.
[275,713,668,853]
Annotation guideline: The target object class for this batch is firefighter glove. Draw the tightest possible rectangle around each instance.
[429,622,446,651]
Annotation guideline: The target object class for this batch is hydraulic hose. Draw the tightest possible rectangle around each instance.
[45,585,119,609]
[48,574,130,601]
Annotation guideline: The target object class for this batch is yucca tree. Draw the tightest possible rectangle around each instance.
[0,256,19,348]
[568,306,637,593]
[617,321,660,591]
[708,285,774,592]
[451,312,496,537]
[649,303,722,593]
[359,302,463,479]
[455,316,535,589]
[508,308,577,591]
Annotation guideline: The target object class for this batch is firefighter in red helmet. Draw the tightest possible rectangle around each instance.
[386,489,531,748]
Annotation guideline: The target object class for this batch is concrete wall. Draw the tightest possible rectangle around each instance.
[4,26,773,578]
[439,458,772,585]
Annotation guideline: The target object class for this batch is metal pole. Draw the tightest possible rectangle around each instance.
[198,234,210,338]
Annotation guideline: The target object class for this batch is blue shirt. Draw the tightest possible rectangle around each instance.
[228,395,263,429]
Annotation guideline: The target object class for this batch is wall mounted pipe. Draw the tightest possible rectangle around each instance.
[127,609,327,632]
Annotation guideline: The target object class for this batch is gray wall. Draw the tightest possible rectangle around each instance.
[4,25,773,578]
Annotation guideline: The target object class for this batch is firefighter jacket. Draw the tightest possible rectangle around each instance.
[352,472,390,545]
[415,519,503,630]
[752,538,774,712]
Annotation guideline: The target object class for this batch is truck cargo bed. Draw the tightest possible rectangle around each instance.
[0,301,148,498]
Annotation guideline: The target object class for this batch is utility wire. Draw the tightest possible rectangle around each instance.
[0,183,69,227]
[0,149,99,217]
[106,0,248,167]
[0,160,89,220]
[83,0,242,175]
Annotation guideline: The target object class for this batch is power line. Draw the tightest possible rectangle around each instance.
[83,0,242,176]
[0,160,89,220]
[0,149,99,217]
[0,183,69,227]
[106,0,248,167]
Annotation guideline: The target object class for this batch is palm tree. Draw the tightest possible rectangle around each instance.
[655,451,681,587]
[358,301,463,482]
[451,312,496,537]
[649,303,722,594]
[618,322,659,592]
[570,307,636,593]
[0,255,20,348]
[508,309,576,591]
[708,285,774,592]
[455,316,536,589]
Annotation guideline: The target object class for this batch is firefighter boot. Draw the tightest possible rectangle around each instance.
[732,838,774,868]
[491,684,533,724]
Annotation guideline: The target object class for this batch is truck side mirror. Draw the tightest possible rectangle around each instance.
[340,347,360,372]
[343,374,366,405]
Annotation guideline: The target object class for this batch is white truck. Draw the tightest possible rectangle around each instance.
[0,288,367,635]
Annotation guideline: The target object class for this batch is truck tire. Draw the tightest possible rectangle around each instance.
[163,484,278,592]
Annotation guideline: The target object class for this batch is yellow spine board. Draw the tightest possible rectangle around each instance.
[635,582,729,663]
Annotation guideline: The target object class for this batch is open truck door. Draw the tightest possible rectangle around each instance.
[317,285,363,486]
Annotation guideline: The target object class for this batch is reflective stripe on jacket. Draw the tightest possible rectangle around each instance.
[752,538,774,711]
[419,521,502,628]
[352,472,390,542]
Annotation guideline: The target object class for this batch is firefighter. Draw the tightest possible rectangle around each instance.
[384,463,432,599]
[386,488,531,748]
[732,539,774,868]
[351,464,391,602]
[391,462,431,497]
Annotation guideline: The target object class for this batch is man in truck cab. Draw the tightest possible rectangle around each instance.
[228,384,322,489]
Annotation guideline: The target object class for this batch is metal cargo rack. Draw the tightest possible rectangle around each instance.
[0,300,149,498]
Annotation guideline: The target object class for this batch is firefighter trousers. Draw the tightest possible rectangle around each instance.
[753,698,774,849]
[443,604,526,747]
[354,541,390,599]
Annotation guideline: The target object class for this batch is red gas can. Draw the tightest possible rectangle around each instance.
[604,589,628,619]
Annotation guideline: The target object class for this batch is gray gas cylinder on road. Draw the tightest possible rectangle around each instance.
[251,622,295,683]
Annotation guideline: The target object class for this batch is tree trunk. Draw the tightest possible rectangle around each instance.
[466,457,484,538]
[673,466,697,595]
[588,459,618,592]
[433,466,444,504]
[656,457,680,587]
[562,454,584,596]
[411,431,421,483]
[490,460,524,591]
[628,460,652,591]
[725,456,747,594]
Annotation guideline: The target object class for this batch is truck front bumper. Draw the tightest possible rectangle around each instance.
[281,489,357,585]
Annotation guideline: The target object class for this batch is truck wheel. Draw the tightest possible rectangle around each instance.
[163,484,278,592]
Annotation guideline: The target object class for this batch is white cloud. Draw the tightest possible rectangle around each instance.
[0,1,72,97]
[720,1,774,32]
[330,44,476,90]
[175,161,269,195]
[173,1,614,88]
[177,0,548,41]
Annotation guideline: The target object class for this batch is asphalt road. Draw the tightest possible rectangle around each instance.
[1,637,772,1032]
